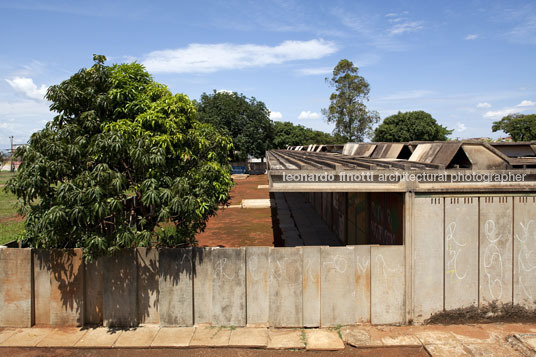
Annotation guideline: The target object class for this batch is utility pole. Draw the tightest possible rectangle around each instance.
[9,136,14,172]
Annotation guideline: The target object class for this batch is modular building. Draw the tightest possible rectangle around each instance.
[267,141,536,323]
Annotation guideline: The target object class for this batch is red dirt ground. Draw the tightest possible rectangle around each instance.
[195,175,275,247]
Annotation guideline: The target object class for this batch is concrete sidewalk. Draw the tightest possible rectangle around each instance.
[1,323,535,355]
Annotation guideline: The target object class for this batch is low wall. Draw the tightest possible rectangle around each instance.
[412,195,536,322]
[0,245,405,328]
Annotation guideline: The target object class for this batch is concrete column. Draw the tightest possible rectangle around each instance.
[354,245,371,322]
[513,196,536,307]
[371,246,405,324]
[193,247,212,325]
[444,197,478,310]
[158,248,193,326]
[413,196,444,322]
[269,247,303,327]
[32,249,85,326]
[103,249,138,327]
[321,246,355,326]
[479,197,513,306]
[85,256,104,325]
[137,248,159,324]
[0,248,33,327]
[33,250,51,325]
[246,247,270,326]
[212,248,246,326]
[49,249,84,326]
[302,246,321,327]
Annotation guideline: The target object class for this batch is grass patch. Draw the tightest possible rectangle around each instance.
[0,220,24,245]
[0,189,20,220]
[0,178,24,245]
[0,171,14,185]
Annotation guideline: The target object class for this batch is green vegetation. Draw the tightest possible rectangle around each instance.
[492,113,536,141]
[196,90,273,161]
[0,172,24,245]
[271,121,345,148]
[322,59,380,142]
[6,55,233,259]
[373,110,452,142]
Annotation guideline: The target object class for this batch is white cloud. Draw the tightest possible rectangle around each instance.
[143,39,338,73]
[456,122,467,132]
[389,21,423,35]
[477,102,491,108]
[269,111,282,120]
[465,34,479,40]
[517,100,535,107]
[483,108,519,119]
[296,67,332,76]
[216,89,233,94]
[5,77,48,101]
[377,89,434,101]
[298,111,320,120]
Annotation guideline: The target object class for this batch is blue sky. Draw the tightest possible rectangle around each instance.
[1,0,535,149]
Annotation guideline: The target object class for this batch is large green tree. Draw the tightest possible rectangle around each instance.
[6,55,233,259]
[492,113,536,141]
[196,91,273,161]
[373,111,452,142]
[271,121,345,148]
[321,59,380,142]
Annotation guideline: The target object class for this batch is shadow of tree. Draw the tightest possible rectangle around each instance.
[32,246,207,328]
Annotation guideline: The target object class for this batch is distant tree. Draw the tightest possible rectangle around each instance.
[271,121,345,148]
[373,111,452,142]
[492,113,536,141]
[196,91,273,161]
[321,59,380,142]
[6,55,233,259]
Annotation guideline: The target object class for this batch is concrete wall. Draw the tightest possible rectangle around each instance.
[2,191,535,329]
[0,245,406,328]
[411,194,536,323]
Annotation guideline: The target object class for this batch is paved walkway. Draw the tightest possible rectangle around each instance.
[274,192,344,247]
[1,323,535,355]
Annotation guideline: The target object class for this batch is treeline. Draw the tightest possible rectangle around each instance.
[195,90,343,161]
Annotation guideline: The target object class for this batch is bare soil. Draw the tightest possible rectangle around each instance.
[195,175,274,247]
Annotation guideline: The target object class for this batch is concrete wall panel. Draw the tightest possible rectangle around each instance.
[321,246,355,326]
[246,247,269,326]
[269,247,303,327]
[212,248,246,326]
[302,246,321,327]
[49,249,84,326]
[158,248,193,326]
[371,246,405,324]
[0,248,32,327]
[480,197,513,306]
[193,247,212,324]
[33,250,51,325]
[514,197,536,307]
[445,197,479,309]
[137,248,159,324]
[84,257,103,325]
[413,197,444,322]
[354,245,371,322]
[103,249,138,327]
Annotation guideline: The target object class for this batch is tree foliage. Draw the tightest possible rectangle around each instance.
[321,59,380,142]
[196,91,273,161]
[492,113,536,141]
[6,55,233,259]
[373,110,452,142]
[271,121,345,148]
